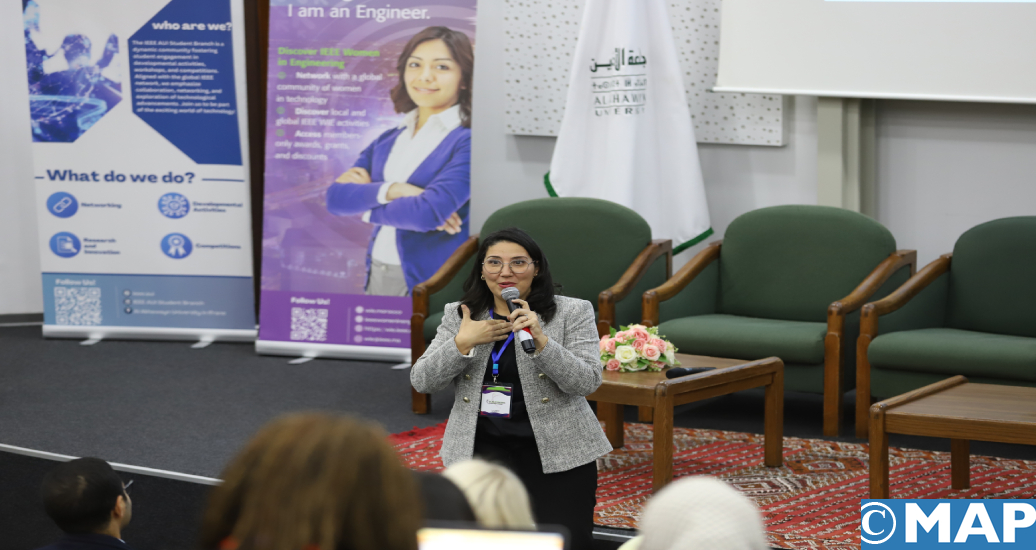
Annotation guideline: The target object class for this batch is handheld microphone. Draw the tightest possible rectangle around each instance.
[500,287,537,354]
[664,367,713,379]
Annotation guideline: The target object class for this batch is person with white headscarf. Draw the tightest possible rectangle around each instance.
[619,476,767,550]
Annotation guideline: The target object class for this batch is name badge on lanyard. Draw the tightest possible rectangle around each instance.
[480,384,513,417]
[480,332,514,418]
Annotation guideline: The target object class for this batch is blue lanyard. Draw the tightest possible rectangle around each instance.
[491,332,514,382]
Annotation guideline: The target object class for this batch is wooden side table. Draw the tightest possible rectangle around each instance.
[869,375,1036,498]
[589,354,784,492]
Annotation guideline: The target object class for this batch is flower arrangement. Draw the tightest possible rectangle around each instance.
[599,324,679,373]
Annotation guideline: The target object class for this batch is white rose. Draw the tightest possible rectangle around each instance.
[664,349,675,364]
[614,345,637,364]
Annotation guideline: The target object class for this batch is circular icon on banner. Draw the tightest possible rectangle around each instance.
[47,192,78,218]
[49,232,81,258]
[161,233,192,259]
[158,193,190,218]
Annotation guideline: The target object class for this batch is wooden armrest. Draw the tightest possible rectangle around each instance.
[862,253,952,321]
[829,249,917,318]
[597,239,672,336]
[641,241,722,327]
[600,239,673,305]
[411,235,479,318]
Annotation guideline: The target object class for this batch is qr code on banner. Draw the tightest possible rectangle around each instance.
[54,286,102,325]
[290,307,328,341]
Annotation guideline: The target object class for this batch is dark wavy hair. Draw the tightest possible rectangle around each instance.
[458,228,559,324]
[200,413,420,550]
[390,26,473,128]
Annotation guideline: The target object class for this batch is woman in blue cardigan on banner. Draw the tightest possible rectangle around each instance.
[326,26,473,296]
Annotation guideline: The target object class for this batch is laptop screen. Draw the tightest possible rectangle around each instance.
[417,526,567,550]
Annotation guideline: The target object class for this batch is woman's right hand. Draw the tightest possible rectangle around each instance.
[454,304,512,355]
[386,181,424,200]
[335,167,371,184]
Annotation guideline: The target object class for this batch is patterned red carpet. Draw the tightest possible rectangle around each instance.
[390,421,1036,550]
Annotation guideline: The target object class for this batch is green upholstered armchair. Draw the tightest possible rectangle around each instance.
[410,197,673,413]
[856,216,1036,438]
[642,205,916,436]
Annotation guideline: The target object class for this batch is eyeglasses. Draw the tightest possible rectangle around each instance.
[483,258,535,274]
[124,479,133,495]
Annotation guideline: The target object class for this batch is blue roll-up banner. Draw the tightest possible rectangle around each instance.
[22,0,256,342]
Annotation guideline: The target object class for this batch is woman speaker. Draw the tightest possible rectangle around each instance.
[411,228,611,550]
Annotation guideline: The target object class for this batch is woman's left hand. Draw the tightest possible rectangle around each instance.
[508,298,548,352]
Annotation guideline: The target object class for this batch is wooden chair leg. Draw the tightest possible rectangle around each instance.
[823,387,842,437]
[411,387,431,414]
[823,332,843,437]
[856,335,874,439]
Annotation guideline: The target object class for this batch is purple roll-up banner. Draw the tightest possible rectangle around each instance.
[256,1,476,362]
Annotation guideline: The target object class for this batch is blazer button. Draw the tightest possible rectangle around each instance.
[541,397,549,404]
[464,374,471,380]
[463,397,470,403]
[538,373,546,379]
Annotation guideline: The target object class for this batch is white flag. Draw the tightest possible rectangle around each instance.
[547,0,711,253]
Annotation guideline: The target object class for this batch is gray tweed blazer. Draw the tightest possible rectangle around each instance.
[411,295,613,474]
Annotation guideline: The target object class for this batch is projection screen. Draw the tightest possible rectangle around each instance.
[713,0,1036,103]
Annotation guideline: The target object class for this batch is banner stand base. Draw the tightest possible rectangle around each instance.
[255,340,410,364]
[191,336,216,349]
[43,325,257,343]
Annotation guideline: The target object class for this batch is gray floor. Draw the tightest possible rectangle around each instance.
[2,323,1034,481]
[0,325,454,477]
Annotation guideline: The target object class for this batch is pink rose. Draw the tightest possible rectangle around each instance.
[604,338,616,354]
[648,338,666,350]
[643,344,661,361]
[631,326,650,341]
[632,339,647,352]
[614,330,632,342]
[605,359,621,371]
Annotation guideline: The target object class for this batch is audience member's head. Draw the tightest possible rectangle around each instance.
[41,457,132,537]
[442,459,536,529]
[415,471,477,523]
[637,476,767,550]
[200,413,422,550]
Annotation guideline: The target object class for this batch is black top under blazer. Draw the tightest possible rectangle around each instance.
[411,296,613,474]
